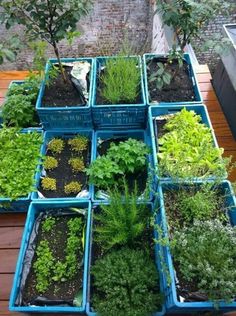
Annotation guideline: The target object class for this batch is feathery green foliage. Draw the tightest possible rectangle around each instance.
[100,57,140,104]
[94,184,149,250]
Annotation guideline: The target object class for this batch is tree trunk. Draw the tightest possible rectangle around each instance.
[52,42,67,83]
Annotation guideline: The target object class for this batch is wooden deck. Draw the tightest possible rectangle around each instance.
[0,68,236,316]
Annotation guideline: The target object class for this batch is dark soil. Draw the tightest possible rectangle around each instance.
[22,210,84,305]
[39,137,91,198]
[96,68,142,105]
[96,138,148,196]
[42,66,89,107]
[147,57,196,102]
[154,118,168,138]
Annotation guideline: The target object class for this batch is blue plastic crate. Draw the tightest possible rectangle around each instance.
[90,129,156,203]
[156,180,236,313]
[9,200,91,313]
[143,53,203,106]
[0,80,42,130]
[91,56,147,129]
[86,202,165,316]
[36,58,94,130]
[0,128,44,212]
[148,104,222,182]
[32,129,94,200]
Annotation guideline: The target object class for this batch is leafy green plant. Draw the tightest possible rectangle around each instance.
[64,181,82,195]
[0,128,43,200]
[101,57,141,104]
[41,177,57,191]
[86,138,149,189]
[68,157,85,172]
[0,35,22,65]
[68,136,88,152]
[157,108,228,179]
[108,138,149,173]
[44,156,58,171]
[2,94,36,128]
[94,184,149,250]
[47,138,64,154]
[171,220,236,303]
[1,0,92,82]
[86,156,123,189]
[33,240,54,293]
[92,248,162,316]
[42,216,56,233]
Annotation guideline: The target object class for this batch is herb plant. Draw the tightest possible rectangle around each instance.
[44,156,58,171]
[42,216,56,233]
[68,136,88,152]
[100,57,140,104]
[0,128,43,200]
[94,184,149,250]
[68,158,85,172]
[86,138,149,189]
[157,108,228,179]
[41,177,57,191]
[171,220,236,303]
[47,138,64,154]
[92,248,162,316]
[64,181,82,195]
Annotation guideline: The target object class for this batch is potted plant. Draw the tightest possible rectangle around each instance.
[32,130,94,200]
[9,200,91,313]
[0,77,41,129]
[92,55,146,129]
[86,187,164,316]
[148,105,229,181]
[85,129,154,202]
[0,127,43,212]
[143,0,233,105]
[1,0,94,129]
[155,180,236,312]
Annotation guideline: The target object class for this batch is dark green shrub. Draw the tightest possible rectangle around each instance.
[92,248,162,316]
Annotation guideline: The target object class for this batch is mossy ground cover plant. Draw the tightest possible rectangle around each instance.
[156,108,229,179]
[0,127,43,200]
[97,57,141,104]
[23,211,86,305]
[86,138,150,197]
[40,135,90,198]
[89,186,163,315]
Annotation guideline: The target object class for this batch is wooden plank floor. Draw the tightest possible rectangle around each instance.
[0,69,236,316]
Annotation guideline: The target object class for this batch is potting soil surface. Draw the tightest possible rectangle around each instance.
[22,212,84,305]
[39,137,91,198]
[42,66,89,107]
[147,58,195,102]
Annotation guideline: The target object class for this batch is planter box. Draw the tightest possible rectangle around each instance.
[36,58,94,130]
[91,129,155,202]
[0,129,43,212]
[9,200,91,313]
[212,24,236,139]
[148,104,220,181]
[143,53,202,106]
[86,202,165,316]
[156,180,236,313]
[32,129,94,200]
[0,80,42,130]
[92,56,147,129]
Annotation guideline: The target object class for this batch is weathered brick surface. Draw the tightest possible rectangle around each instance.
[193,2,236,73]
[0,0,154,70]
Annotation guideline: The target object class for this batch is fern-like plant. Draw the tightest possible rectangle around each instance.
[94,183,149,250]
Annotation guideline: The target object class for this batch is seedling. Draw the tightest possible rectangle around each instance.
[64,181,82,195]
[68,136,88,152]
[41,177,57,191]
[68,157,85,172]
[44,156,58,171]
[47,138,64,154]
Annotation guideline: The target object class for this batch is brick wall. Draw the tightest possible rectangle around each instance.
[0,0,154,70]
[192,2,236,73]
